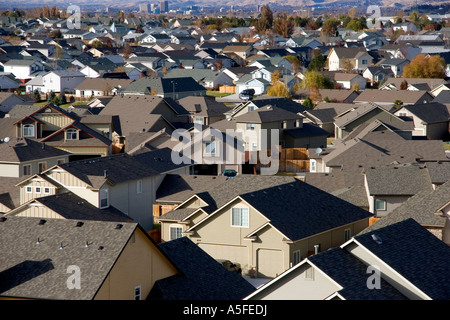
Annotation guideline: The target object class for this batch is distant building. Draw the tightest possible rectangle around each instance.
[139,3,149,13]
[160,0,168,13]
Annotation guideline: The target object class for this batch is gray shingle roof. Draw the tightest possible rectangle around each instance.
[363,163,433,196]
[24,191,133,222]
[238,179,372,241]
[354,218,450,300]
[400,102,450,124]
[149,237,256,300]
[360,179,450,232]
[308,247,408,300]
[0,137,70,163]
[0,216,137,299]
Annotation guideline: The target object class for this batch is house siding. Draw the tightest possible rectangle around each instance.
[94,228,178,300]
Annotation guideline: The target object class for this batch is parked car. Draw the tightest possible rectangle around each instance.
[222,169,237,178]
[239,88,255,100]
[216,259,242,274]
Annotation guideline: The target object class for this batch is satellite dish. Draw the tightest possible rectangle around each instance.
[315,147,323,155]
[3,137,9,143]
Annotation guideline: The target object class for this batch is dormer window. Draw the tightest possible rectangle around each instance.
[66,128,78,140]
[23,124,35,137]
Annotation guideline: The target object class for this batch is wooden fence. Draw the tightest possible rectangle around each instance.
[279,148,310,172]
[219,85,236,94]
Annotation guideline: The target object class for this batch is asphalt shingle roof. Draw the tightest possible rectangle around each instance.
[0,216,137,299]
[148,237,256,300]
[354,218,450,300]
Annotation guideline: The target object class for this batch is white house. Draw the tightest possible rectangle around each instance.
[40,70,86,93]
[2,60,45,82]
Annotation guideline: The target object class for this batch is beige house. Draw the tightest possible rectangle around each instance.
[0,216,178,300]
[158,175,371,278]
[245,219,450,300]
[0,137,70,178]
[7,104,113,159]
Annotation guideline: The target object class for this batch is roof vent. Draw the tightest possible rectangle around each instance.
[39,219,46,225]
[36,237,41,245]
[76,221,84,227]
[0,217,6,222]
[371,234,382,245]
[115,224,123,230]
[98,246,104,250]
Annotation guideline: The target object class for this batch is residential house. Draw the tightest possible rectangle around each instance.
[0,72,21,91]
[0,92,32,114]
[327,47,373,72]
[393,22,418,34]
[332,73,367,90]
[148,236,256,300]
[74,78,133,98]
[245,219,450,300]
[295,89,359,104]
[154,174,228,217]
[379,77,447,92]
[235,76,270,96]
[37,70,86,94]
[354,89,434,109]
[394,102,450,140]
[158,175,372,278]
[7,103,113,159]
[118,77,206,99]
[176,96,230,125]
[305,130,447,190]
[24,150,189,231]
[164,68,234,90]
[0,176,22,213]
[333,102,414,139]
[98,95,189,147]
[363,163,434,217]
[377,59,409,78]
[2,59,45,83]
[0,216,178,300]
[361,176,450,245]
[362,66,394,87]
[0,137,70,178]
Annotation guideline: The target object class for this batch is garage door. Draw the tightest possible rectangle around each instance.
[198,243,248,266]
[257,249,284,278]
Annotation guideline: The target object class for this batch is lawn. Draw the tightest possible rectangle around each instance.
[206,91,233,98]
[34,101,90,108]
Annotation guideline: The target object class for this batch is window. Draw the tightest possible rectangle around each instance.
[205,141,216,155]
[194,116,204,125]
[38,162,46,173]
[252,143,257,151]
[231,207,249,227]
[134,286,141,300]
[23,165,31,176]
[23,124,35,137]
[66,128,78,140]
[170,226,183,240]
[35,187,41,194]
[293,250,301,265]
[362,59,368,65]
[295,119,301,127]
[344,229,351,241]
[281,121,287,129]
[248,106,255,112]
[99,188,109,208]
[375,199,386,211]
[136,180,142,194]
[26,186,32,193]
[246,123,255,130]
[44,187,51,194]
[57,159,65,165]
[310,160,316,173]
